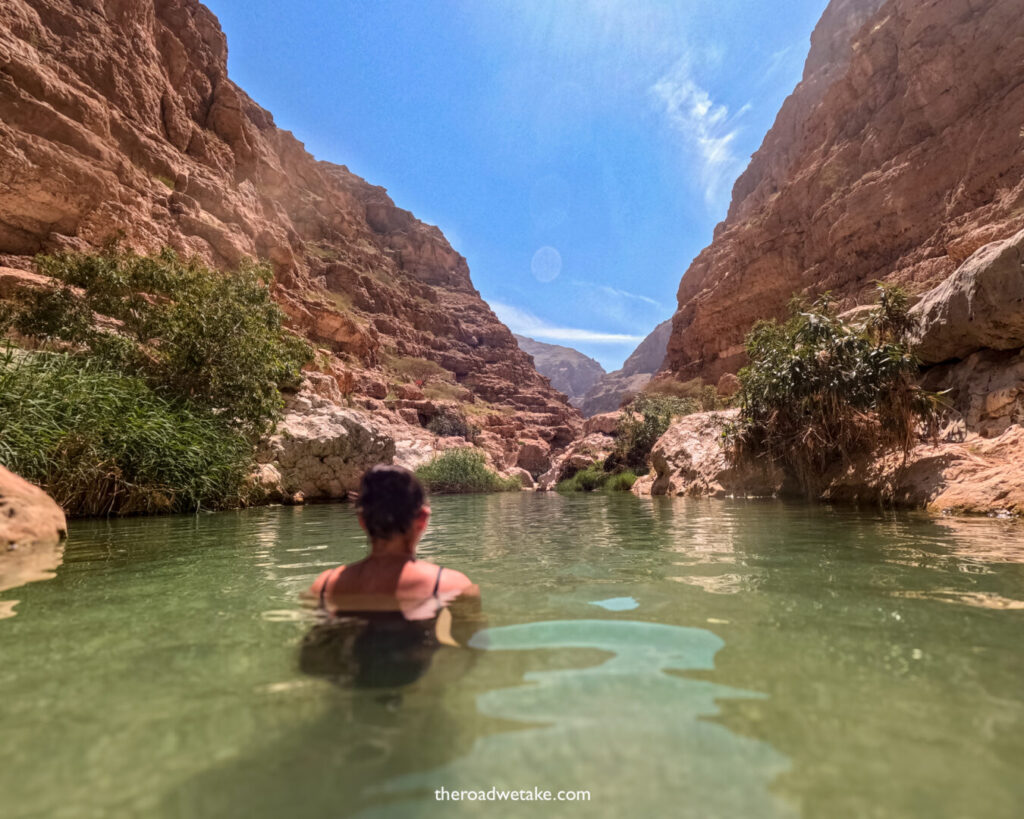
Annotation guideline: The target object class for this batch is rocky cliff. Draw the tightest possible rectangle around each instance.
[513,335,605,407]
[0,0,579,476]
[579,319,672,416]
[665,0,1024,382]
[640,0,1024,516]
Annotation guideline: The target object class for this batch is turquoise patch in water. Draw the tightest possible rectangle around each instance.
[589,596,639,611]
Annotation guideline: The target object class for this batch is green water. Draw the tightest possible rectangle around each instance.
[1,494,1023,818]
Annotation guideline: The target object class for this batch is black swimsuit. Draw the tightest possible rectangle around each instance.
[306,564,447,688]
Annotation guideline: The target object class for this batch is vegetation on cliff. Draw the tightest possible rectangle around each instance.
[610,392,720,470]
[415,449,520,494]
[0,248,312,515]
[732,286,940,493]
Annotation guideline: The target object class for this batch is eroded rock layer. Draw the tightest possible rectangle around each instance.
[666,0,1024,382]
[0,0,579,470]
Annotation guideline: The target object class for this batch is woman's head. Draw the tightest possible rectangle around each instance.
[357,465,429,548]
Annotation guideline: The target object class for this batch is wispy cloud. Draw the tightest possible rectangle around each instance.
[764,46,794,80]
[571,280,662,308]
[490,300,644,344]
[650,57,750,207]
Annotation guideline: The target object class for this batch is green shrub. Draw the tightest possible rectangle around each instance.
[0,346,253,516]
[644,377,723,410]
[386,354,450,383]
[733,285,941,493]
[12,246,311,437]
[604,471,638,492]
[556,461,637,493]
[611,394,700,470]
[422,381,473,402]
[415,449,520,494]
[426,411,476,439]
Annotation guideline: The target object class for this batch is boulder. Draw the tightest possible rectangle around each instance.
[395,383,425,401]
[0,466,67,548]
[536,433,616,490]
[824,427,1024,516]
[633,410,783,498]
[509,467,535,489]
[911,228,1024,364]
[716,373,741,398]
[257,399,395,500]
[0,466,67,617]
[583,412,621,437]
[516,438,552,476]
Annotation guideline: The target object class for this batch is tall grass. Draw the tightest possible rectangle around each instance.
[0,345,253,516]
[415,449,520,494]
[0,247,314,517]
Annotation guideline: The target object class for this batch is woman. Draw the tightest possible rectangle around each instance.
[302,464,480,688]
[309,464,478,617]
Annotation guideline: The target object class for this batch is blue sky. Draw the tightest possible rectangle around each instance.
[206,0,827,370]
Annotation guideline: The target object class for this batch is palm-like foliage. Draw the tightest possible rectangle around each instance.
[734,285,941,493]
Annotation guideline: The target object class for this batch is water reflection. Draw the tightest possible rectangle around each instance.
[299,598,482,690]
[363,620,794,818]
[0,539,64,619]
[3,495,1022,819]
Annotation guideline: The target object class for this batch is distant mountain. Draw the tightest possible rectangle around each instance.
[514,335,606,407]
[578,319,672,417]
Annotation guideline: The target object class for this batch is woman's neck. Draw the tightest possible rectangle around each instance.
[368,539,416,559]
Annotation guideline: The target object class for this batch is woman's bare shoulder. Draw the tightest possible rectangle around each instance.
[306,566,345,598]
[439,567,478,597]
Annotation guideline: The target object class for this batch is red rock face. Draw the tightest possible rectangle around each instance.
[0,0,578,445]
[665,0,1024,381]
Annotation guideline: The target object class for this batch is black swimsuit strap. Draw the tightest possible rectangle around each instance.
[432,566,443,598]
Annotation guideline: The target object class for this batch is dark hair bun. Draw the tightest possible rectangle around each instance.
[357,465,426,539]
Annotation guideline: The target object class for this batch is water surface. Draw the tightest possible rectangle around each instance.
[1,494,1022,818]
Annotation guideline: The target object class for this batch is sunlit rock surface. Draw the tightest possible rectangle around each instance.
[0,0,579,469]
[664,0,1024,383]
[631,410,783,499]
[0,466,66,618]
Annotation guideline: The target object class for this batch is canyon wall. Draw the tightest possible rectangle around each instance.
[579,319,672,416]
[665,0,1024,382]
[0,0,579,475]
[513,335,605,407]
